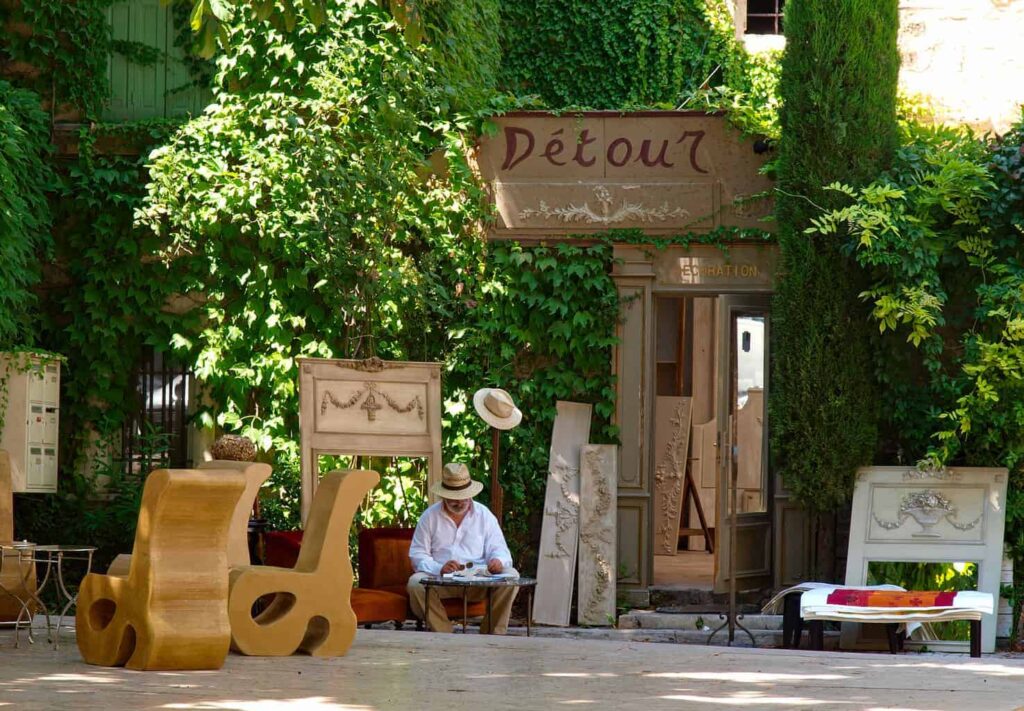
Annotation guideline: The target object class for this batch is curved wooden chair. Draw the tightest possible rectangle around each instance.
[76,468,245,670]
[227,469,379,657]
[106,460,272,577]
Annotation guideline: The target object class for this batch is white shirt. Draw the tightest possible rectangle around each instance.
[409,501,513,576]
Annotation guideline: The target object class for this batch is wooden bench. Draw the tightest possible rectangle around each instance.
[782,588,989,657]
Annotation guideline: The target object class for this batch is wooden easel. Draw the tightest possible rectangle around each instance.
[678,460,714,553]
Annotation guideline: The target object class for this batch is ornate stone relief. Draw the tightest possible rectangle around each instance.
[518,185,690,225]
[902,466,961,482]
[320,382,424,423]
[873,489,981,537]
[578,446,615,625]
[544,456,580,559]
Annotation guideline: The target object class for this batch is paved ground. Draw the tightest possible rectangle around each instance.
[0,627,1022,710]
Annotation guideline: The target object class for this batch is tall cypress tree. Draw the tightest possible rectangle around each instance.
[770,1,900,517]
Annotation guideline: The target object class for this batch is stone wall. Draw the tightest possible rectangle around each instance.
[899,0,1024,133]
[733,0,1024,133]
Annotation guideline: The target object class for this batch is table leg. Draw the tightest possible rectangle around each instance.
[527,588,532,638]
[17,552,51,646]
[462,589,468,633]
[53,550,93,650]
[485,588,493,635]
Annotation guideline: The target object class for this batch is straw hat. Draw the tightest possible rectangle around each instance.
[431,462,484,500]
[472,388,523,430]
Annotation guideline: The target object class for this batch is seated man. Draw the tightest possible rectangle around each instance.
[408,462,519,633]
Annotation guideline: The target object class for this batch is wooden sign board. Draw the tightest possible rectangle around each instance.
[477,112,774,239]
[841,466,1009,654]
[298,358,441,523]
[578,444,618,626]
[534,401,592,627]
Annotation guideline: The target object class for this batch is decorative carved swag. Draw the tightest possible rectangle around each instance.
[320,381,424,423]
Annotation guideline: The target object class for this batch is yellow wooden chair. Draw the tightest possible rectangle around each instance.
[227,469,379,657]
[76,468,245,670]
[106,460,272,577]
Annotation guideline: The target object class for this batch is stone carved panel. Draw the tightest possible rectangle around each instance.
[534,401,592,627]
[578,445,617,626]
[315,380,428,436]
[868,486,984,542]
[652,397,693,556]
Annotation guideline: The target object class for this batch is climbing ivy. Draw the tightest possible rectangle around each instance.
[499,0,745,109]
[0,80,54,348]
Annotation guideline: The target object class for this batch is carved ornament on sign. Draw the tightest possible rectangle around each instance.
[320,382,425,423]
[873,489,981,536]
[518,185,690,225]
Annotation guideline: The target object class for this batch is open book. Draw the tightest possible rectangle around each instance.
[441,563,517,580]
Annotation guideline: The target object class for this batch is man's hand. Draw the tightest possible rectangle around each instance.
[441,560,462,575]
[487,558,504,574]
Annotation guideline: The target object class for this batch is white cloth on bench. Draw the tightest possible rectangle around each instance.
[761,582,904,615]
[800,588,993,622]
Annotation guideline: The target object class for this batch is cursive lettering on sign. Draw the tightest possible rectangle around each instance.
[499,125,708,173]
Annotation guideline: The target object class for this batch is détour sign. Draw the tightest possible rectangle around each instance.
[476,112,774,239]
[499,124,710,173]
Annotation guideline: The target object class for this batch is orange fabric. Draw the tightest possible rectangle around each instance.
[826,589,957,608]
[358,528,416,589]
[351,588,408,623]
[268,527,489,622]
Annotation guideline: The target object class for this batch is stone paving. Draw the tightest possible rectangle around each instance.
[1,627,1023,710]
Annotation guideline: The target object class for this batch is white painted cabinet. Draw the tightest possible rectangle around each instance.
[0,354,61,493]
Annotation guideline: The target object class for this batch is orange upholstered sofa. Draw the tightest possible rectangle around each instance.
[264,527,485,627]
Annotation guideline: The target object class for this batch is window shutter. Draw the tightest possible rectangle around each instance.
[105,0,167,120]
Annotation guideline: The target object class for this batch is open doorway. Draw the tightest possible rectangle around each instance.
[652,295,717,589]
[651,295,770,591]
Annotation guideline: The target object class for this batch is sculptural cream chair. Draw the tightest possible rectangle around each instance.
[76,468,245,670]
[228,469,379,657]
[106,460,273,577]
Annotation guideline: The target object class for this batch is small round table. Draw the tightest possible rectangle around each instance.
[421,575,537,636]
[33,545,97,649]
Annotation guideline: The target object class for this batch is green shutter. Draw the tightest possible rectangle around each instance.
[165,25,211,119]
[105,0,167,121]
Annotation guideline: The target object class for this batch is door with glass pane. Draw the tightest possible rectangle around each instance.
[714,295,772,592]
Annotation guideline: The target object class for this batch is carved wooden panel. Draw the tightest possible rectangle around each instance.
[652,397,693,555]
[298,358,441,523]
[534,401,592,626]
[842,466,1008,654]
[578,445,618,626]
[315,380,428,436]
